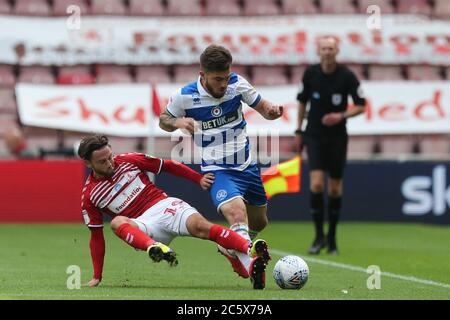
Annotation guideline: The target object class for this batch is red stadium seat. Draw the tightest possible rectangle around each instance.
[91,0,128,15]
[282,0,318,15]
[173,65,199,83]
[396,0,431,15]
[407,65,443,81]
[243,0,280,16]
[0,89,16,114]
[433,0,450,20]
[205,0,241,16]
[166,0,202,16]
[13,0,51,16]
[18,66,55,84]
[53,0,90,16]
[0,65,15,88]
[58,65,95,84]
[129,0,165,16]
[96,64,133,83]
[290,65,307,84]
[419,135,450,157]
[0,114,18,137]
[348,135,376,158]
[232,65,251,82]
[0,0,11,14]
[320,0,357,14]
[368,64,404,80]
[379,135,415,155]
[358,0,394,14]
[347,64,366,80]
[252,65,289,86]
[135,65,171,84]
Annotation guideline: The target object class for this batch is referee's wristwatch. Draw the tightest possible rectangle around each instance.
[294,129,302,135]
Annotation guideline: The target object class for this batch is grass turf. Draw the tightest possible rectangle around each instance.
[0,222,448,300]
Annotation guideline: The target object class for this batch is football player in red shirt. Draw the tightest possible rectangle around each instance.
[78,135,268,289]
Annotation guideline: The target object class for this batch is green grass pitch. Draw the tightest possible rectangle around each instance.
[0,222,449,300]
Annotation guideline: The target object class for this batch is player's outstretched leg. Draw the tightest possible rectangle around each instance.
[217,245,249,278]
[147,242,178,267]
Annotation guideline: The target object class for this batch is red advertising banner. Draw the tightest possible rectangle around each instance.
[0,160,85,222]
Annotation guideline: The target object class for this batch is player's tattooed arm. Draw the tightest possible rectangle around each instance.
[159,110,196,134]
[159,110,179,132]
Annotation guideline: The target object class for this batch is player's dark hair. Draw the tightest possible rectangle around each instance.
[77,134,109,160]
[200,44,232,72]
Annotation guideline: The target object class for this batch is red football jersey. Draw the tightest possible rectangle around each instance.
[81,153,168,228]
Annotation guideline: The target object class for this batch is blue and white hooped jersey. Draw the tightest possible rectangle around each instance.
[166,73,261,172]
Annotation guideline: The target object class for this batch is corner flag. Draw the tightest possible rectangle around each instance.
[261,156,301,199]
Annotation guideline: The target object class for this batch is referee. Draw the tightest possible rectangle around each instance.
[296,37,365,255]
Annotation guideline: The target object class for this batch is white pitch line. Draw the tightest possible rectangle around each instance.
[271,249,450,290]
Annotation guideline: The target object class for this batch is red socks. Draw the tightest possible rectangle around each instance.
[209,224,250,254]
[115,223,155,251]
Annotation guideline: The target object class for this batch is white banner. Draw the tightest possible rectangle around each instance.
[16,82,450,136]
[155,82,450,136]
[16,84,153,137]
[1,15,450,65]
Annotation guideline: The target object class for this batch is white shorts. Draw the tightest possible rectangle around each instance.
[131,197,198,245]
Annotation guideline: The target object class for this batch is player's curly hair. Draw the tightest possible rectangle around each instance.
[77,134,109,160]
[200,44,232,72]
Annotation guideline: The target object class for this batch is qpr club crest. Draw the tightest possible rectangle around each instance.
[211,106,223,117]
[216,189,227,201]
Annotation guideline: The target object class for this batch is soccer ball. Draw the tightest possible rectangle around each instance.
[273,255,309,289]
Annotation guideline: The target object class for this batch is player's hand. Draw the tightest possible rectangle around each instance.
[86,278,101,287]
[266,105,283,120]
[200,173,215,190]
[322,112,344,126]
[175,117,196,135]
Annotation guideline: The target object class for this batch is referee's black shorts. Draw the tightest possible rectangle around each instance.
[303,134,348,179]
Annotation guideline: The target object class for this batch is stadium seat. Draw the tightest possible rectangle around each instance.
[107,136,143,154]
[232,65,251,82]
[290,65,307,84]
[281,0,318,15]
[129,0,165,16]
[319,0,357,14]
[166,0,202,16]
[53,0,90,16]
[0,65,15,88]
[252,65,289,86]
[96,64,133,83]
[57,65,95,84]
[13,0,51,16]
[0,89,16,114]
[368,64,404,80]
[135,65,171,84]
[433,0,450,20]
[0,114,18,137]
[243,0,280,16]
[347,64,366,80]
[419,135,450,157]
[18,66,55,84]
[91,0,128,15]
[173,64,199,83]
[0,0,11,14]
[407,65,443,81]
[379,135,415,155]
[358,0,394,14]
[396,0,431,15]
[205,0,241,16]
[347,135,376,158]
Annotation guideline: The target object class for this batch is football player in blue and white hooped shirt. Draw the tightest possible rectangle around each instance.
[159,44,283,288]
